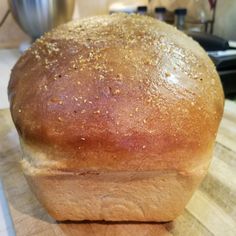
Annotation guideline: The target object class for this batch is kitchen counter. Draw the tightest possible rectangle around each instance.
[0,49,20,109]
[0,100,236,235]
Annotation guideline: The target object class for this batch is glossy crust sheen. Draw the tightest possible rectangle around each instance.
[8,14,224,221]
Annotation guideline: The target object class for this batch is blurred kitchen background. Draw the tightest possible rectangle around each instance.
[1,0,236,110]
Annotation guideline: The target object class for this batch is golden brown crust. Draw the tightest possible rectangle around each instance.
[9,14,223,171]
[8,14,224,172]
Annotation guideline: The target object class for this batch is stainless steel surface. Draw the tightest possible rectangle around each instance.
[8,0,75,39]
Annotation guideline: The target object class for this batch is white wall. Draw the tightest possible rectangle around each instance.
[214,0,236,40]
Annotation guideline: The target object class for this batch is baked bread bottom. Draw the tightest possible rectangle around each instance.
[23,162,205,222]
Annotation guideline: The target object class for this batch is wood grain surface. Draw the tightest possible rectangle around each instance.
[0,100,236,236]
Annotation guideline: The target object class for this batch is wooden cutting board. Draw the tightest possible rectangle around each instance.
[0,100,236,236]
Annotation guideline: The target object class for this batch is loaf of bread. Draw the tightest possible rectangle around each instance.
[8,14,224,221]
